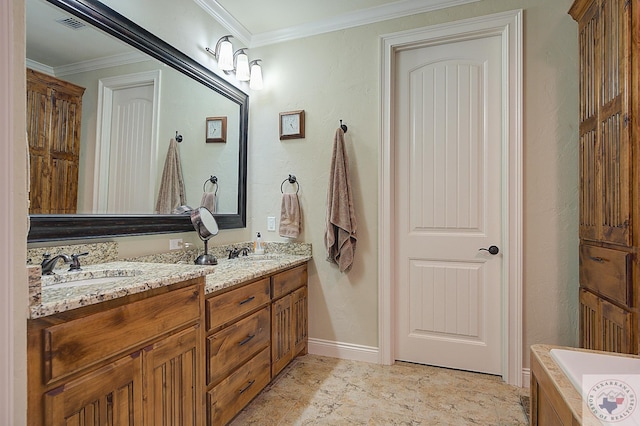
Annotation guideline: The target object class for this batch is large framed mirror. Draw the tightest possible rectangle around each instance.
[26,0,248,242]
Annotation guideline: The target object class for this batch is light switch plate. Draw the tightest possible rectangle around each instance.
[169,238,183,250]
[267,216,276,231]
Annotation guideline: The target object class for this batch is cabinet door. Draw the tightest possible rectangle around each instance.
[271,294,292,377]
[601,297,632,353]
[44,352,143,426]
[143,325,201,426]
[580,288,634,353]
[292,286,308,356]
[577,0,632,245]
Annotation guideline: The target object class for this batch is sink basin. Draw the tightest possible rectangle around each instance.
[42,268,143,290]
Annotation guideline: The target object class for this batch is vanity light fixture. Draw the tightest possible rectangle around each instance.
[249,60,263,90]
[206,37,263,90]
[206,35,234,71]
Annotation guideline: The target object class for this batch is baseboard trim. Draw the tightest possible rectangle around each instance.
[522,367,530,388]
[307,338,379,364]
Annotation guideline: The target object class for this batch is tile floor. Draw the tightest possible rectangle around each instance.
[230,354,529,425]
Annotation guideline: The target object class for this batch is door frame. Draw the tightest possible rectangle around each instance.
[378,9,523,386]
[93,70,161,213]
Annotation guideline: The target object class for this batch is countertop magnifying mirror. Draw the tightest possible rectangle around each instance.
[26,0,248,242]
[190,207,219,265]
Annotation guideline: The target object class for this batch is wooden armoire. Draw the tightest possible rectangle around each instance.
[26,68,85,214]
[570,0,639,354]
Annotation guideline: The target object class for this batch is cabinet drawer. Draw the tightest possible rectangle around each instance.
[272,264,307,299]
[206,278,270,331]
[579,245,631,306]
[207,307,270,385]
[43,284,200,383]
[207,347,271,426]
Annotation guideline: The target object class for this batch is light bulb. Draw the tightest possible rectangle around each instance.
[217,37,234,71]
[250,60,263,90]
[235,50,250,81]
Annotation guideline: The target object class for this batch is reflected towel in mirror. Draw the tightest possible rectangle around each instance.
[155,138,185,214]
[201,191,216,213]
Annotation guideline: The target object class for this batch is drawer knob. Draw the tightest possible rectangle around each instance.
[590,256,605,263]
[238,380,255,394]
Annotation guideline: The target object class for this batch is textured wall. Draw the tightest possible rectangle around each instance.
[37,0,580,370]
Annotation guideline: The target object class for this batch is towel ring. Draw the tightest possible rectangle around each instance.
[203,175,218,195]
[340,120,347,133]
[281,174,300,194]
[175,131,183,143]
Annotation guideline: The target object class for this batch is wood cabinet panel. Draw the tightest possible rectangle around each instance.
[44,351,143,426]
[579,244,631,305]
[292,286,308,356]
[43,285,200,383]
[530,353,580,425]
[207,347,271,426]
[206,278,270,331]
[207,307,270,386]
[271,294,293,378]
[143,325,201,426]
[579,288,634,353]
[272,264,307,299]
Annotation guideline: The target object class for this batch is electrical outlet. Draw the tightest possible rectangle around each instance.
[169,238,183,250]
[267,216,276,231]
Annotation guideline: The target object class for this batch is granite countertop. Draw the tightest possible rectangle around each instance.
[29,252,312,319]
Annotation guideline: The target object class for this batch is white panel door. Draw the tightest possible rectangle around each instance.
[107,84,155,213]
[394,34,503,374]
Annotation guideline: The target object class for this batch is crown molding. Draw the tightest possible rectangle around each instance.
[194,0,481,48]
[55,52,148,77]
[25,59,54,76]
[192,0,252,47]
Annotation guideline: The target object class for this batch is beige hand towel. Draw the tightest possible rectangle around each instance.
[324,128,357,272]
[155,138,185,214]
[279,193,301,238]
[201,191,216,213]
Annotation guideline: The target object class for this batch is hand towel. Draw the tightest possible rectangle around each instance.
[201,191,216,213]
[155,138,185,214]
[279,193,301,238]
[324,128,357,272]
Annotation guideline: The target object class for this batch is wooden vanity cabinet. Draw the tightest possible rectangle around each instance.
[205,277,272,425]
[271,265,308,377]
[205,263,308,425]
[27,278,204,426]
[570,0,639,355]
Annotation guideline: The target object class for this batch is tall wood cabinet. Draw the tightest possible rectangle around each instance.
[570,0,639,353]
[26,68,84,214]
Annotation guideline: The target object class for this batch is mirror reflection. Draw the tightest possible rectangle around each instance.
[26,0,240,216]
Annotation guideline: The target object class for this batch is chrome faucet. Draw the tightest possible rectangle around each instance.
[227,247,250,259]
[40,253,72,275]
[40,252,88,275]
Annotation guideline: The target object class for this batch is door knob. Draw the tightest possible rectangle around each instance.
[479,245,499,255]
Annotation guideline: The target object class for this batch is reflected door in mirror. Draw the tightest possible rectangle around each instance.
[27,68,85,214]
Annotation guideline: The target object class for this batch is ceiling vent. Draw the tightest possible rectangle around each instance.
[55,17,86,30]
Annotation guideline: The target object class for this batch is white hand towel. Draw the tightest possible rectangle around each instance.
[279,193,301,238]
[324,128,357,273]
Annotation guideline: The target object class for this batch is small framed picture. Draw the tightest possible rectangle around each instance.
[279,110,305,140]
[206,116,227,143]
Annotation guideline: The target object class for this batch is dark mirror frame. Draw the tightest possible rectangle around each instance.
[27,0,248,242]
